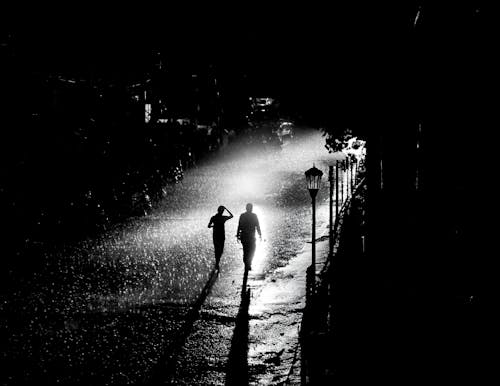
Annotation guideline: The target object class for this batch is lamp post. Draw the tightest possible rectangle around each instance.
[305,165,323,275]
[335,160,339,219]
[328,165,334,258]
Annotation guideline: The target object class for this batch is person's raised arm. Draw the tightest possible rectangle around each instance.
[224,206,234,219]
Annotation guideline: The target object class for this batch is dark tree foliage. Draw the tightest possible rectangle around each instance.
[321,127,355,153]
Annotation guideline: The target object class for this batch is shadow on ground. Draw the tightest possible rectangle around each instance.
[225,269,251,386]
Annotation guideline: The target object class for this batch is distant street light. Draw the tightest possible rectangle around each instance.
[305,165,323,283]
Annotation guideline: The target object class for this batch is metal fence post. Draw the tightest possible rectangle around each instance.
[341,160,344,203]
[350,157,354,193]
[335,160,339,220]
[345,157,349,197]
[329,165,334,258]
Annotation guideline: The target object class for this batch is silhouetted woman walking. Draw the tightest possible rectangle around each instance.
[208,206,233,266]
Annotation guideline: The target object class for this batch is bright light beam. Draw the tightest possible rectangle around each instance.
[247,205,268,274]
[232,172,265,198]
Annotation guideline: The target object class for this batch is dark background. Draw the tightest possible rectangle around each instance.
[4,3,490,123]
[2,2,496,382]
[3,3,422,115]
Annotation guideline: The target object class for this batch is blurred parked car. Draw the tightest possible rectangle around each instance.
[274,120,294,140]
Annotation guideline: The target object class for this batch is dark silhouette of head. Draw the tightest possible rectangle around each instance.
[246,203,253,213]
[217,206,224,214]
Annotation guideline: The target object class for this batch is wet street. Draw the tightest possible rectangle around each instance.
[3,7,490,385]
[1,127,339,385]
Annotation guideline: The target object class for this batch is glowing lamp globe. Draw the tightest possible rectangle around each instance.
[305,165,323,198]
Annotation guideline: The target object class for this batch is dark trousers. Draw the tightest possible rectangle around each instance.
[213,238,225,263]
[241,238,256,268]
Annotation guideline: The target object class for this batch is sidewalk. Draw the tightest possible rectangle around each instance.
[244,208,332,385]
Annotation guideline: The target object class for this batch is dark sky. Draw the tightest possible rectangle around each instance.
[6,4,418,79]
[4,3,488,125]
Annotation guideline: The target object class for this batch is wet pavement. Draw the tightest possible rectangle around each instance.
[1,128,343,385]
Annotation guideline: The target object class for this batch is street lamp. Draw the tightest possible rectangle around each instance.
[305,164,323,274]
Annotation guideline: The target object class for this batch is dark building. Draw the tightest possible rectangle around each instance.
[329,3,494,383]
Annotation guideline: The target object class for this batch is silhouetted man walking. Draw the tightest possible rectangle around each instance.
[208,206,233,266]
[236,203,262,271]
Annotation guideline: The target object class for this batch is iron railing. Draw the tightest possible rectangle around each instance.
[300,176,366,385]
